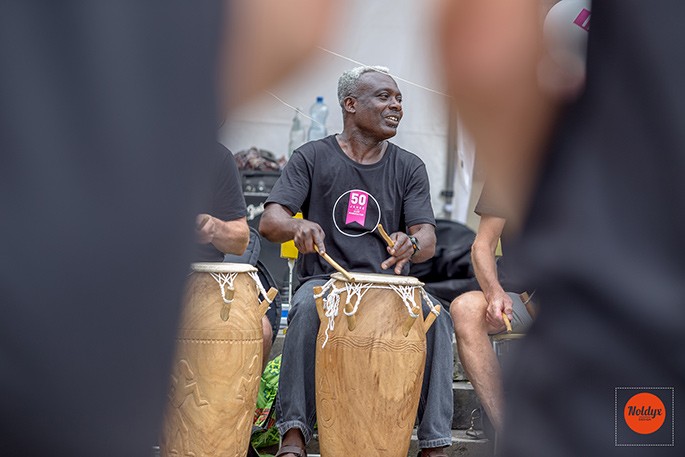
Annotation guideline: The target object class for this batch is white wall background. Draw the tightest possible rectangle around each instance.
[219,0,475,222]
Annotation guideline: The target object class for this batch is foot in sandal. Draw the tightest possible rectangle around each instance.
[275,444,306,457]
[275,428,307,457]
[418,446,450,457]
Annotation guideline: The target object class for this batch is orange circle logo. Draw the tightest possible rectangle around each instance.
[623,392,666,434]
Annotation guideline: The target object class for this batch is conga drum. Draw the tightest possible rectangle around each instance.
[160,263,277,457]
[313,272,441,456]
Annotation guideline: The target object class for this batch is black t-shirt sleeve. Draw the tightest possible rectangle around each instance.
[404,163,436,227]
[265,149,311,214]
[474,185,503,218]
[212,148,246,221]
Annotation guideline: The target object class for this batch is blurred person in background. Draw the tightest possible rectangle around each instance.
[437,0,684,455]
[450,186,535,435]
[0,1,336,456]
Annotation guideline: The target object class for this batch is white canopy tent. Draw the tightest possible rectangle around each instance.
[219,0,475,223]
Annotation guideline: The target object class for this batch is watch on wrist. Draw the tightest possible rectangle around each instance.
[408,235,420,257]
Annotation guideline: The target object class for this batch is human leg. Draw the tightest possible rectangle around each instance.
[274,279,327,456]
[451,291,506,432]
[417,295,454,454]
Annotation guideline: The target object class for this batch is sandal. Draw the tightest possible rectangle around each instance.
[275,444,307,457]
[417,450,449,457]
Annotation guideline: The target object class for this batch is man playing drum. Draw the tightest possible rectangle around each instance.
[195,142,273,368]
[260,66,454,457]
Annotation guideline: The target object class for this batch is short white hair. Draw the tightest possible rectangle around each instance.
[337,66,391,107]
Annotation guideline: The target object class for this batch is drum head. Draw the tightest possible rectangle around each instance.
[191,262,257,273]
[331,271,423,286]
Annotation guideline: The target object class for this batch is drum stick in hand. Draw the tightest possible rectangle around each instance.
[314,245,354,282]
[502,313,513,333]
[377,224,395,248]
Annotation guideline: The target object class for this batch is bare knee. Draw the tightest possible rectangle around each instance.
[450,291,488,335]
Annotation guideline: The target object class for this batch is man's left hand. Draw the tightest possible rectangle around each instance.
[380,232,414,275]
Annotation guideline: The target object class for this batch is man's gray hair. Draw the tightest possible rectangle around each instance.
[337,66,391,107]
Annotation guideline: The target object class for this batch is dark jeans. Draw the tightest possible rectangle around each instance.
[276,279,454,449]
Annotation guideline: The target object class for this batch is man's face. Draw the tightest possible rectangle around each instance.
[349,72,403,140]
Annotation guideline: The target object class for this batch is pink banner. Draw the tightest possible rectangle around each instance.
[345,190,369,226]
[573,8,591,31]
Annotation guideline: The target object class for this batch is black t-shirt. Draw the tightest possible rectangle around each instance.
[0,2,222,456]
[195,144,247,262]
[266,135,436,282]
[473,185,504,220]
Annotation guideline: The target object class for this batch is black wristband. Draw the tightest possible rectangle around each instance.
[408,235,420,256]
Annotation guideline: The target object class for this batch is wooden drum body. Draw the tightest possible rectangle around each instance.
[161,263,276,457]
[314,272,440,457]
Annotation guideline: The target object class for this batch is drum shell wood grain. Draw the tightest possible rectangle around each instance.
[315,279,427,456]
[160,268,263,457]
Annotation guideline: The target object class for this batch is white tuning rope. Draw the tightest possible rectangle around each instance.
[342,282,373,317]
[317,281,432,348]
[248,271,273,304]
[210,272,238,304]
[521,290,536,305]
[388,284,420,318]
[313,278,337,300]
[420,288,439,315]
[317,279,344,348]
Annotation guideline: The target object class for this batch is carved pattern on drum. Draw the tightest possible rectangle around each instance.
[162,267,264,457]
[166,359,208,457]
[316,334,424,353]
[235,352,261,455]
[316,349,337,428]
[396,368,421,429]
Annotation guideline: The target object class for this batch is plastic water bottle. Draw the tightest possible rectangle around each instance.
[307,96,328,141]
[287,108,306,158]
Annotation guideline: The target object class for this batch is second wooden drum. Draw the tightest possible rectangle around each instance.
[160,262,276,457]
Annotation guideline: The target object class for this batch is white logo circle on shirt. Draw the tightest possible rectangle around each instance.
[331,189,381,237]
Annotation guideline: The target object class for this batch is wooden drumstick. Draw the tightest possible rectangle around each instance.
[258,287,279,316]
[314,245,354,282]
[377,224,395,248]
[502,312,513,333]
[423,305,441,334]
[313,286,325,320]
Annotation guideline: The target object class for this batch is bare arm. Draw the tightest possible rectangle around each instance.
[196,214,250,256]
[471,214,512,327]
[381,223,436,275]
[259,203,326,254]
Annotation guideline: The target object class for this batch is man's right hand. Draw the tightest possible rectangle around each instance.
[293,219,326,255]
[485,290,513,330]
